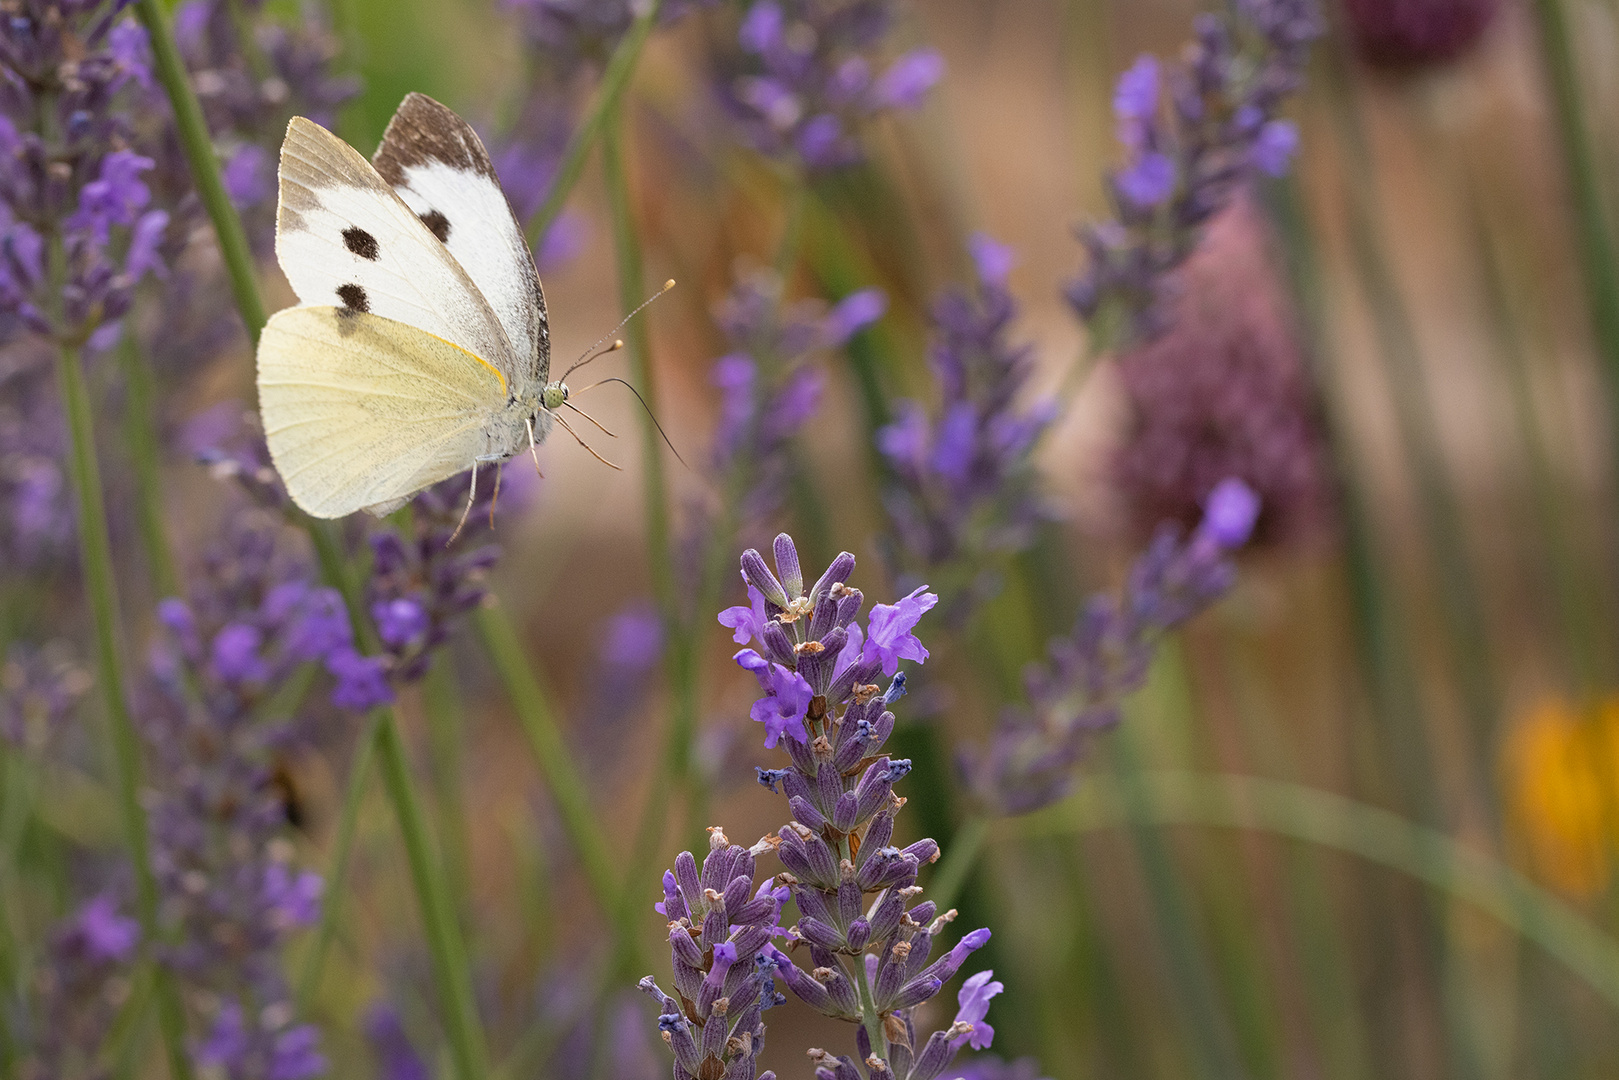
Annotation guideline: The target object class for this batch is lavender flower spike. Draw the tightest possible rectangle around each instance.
[1066,0,1323,349]
[672,534,993,1080]
[964,479,1261,815]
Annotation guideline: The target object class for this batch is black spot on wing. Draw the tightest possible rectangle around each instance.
[337,283,369,313]
[419,210,450,243]
[342,226,379,260]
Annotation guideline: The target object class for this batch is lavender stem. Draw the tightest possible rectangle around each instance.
[925,814,991,914]
[524,0,664,248]
[133,0,267,344]
[51,319,194,1080]
[116,333,180,598]
[475,605,628,935]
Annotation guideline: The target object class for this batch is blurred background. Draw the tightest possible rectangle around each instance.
[11,0,1619,1077]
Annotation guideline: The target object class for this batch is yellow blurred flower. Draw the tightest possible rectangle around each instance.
[1502,697,1619,898]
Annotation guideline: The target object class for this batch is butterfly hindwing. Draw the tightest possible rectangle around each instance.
[257,306,508,518]
[373,92,550,393]
[275,116,519,381]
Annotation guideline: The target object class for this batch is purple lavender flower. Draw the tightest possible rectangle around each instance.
[19,892,143,1079]
[718,0,944,172]
[0,4,169,345]
[364,1003,432,1080]
[700,271,884,530]
[75,894,141,962]
[655,533,990,1080]
[1066,0,1323,349]
[363,474,505,683]
[950,970,1003,1051]
[963,480,1260,815]
[141,512,346,1075]
[878,235,1054,620]
[1342,0,1499,67]
[640,826,786,1080]
[862,586,937,675]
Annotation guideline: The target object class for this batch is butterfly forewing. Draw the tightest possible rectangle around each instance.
[257,306,508,518]
[373,93,550,393]
[275,116,519,382]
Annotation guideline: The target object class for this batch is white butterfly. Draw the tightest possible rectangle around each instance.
[257,93,585,520]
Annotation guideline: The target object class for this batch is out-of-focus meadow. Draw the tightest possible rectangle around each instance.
[12,0,1619,1078]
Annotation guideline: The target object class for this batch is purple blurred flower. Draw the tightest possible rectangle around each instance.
[719,0,945,172]
[879,234,1054,619]
[373,597,430,650]
[1068,0,1323,348]
[964,479,1260,814]
[263,862,323,929]
[76,895,140,962]
[1113,55,1160,132]
[365,1004,430,1080]
[700,270,886,530]
[1116,151,1176,207]
[327,647,394,712]
[873,47,946,108]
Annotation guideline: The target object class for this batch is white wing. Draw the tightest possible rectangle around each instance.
[257,306,507,519]
[373,93,550,394]
[274,116,519,382]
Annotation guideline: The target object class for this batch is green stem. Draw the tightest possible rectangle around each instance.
[375,713,489,1080]
[854,951,888,1064]
[1021,770,1619,1013]
[294,711,379,1012]
[524,0,663,248]
[52,331,194,1080]
[1326,52,1501,829]
[927,814,989,914]
[1529,0,1619,500]
[134,0,266,345]
[475,605,624,928]
[117,333,179,599]
[601,120,675,624]
[424,655,473,925]
[1112,724,1251,1080]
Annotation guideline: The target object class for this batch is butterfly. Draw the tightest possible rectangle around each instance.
[257,93,621,523]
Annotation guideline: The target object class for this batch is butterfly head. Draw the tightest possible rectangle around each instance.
[541,381,569,411]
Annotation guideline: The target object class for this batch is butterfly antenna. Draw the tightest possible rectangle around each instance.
[563,400,616,438]
[553,411,622,471]
[571,376,688,469]
[559,279,677,383]
[524,416,545,478]
[448,462,478,546]
[488,462,503,530]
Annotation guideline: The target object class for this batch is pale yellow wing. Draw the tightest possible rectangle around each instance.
[256,306,506,519]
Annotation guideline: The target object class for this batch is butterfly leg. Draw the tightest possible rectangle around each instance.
[488,462,503,530]
[447,460,478,546]
[524,417,546,478]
